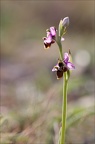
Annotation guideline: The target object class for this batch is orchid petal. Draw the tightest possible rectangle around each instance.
[52,64,59,72]
[44,35,52,43]
[67,62,75,70]
[52,68,57,72]
[50,27,56,37]
[64,53,69,63]
[46,31,51,37]
[52,67,58,72]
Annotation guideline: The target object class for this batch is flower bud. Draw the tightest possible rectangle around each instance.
[62,17,69,28]
[58,17,69,37]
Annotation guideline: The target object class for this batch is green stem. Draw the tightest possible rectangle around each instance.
[57,36,68,144]
[58,42,63,60]
[60,72,68,144]
[56,36,63,61]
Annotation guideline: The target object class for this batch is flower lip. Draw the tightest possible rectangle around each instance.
[57,70,63,79]
[44,42,51,49]
[52,60,67,79]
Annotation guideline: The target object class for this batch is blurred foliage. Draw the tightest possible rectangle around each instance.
[35,70,52,92]
[66,106,95,130]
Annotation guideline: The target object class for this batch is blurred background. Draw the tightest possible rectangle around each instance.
[0,1,95,144]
